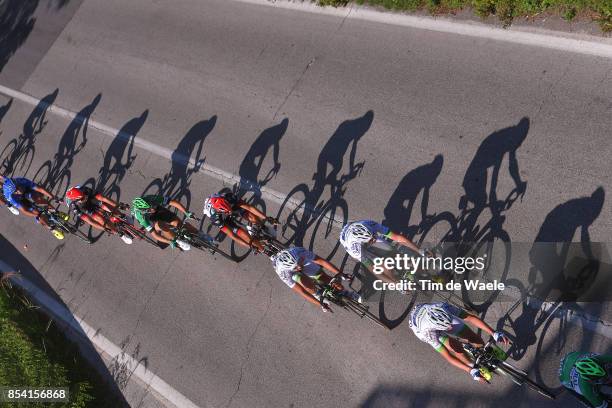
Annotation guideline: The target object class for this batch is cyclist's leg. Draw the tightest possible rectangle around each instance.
[456,324,485,347]
[293,273,318,296]
[82,213,107,232]
[29,191,51,207]
[222,224,264,251]
[445,337,473,366]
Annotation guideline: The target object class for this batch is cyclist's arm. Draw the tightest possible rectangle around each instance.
[33,185,54,200]
[238,202,266,221]
[168,199,188,215]
[438,344,473,374]
[388,231,421,254]
[463,314,503,342]
[95,194,118,212]
[150,230,173,244]
[292,285,321,307]
[313,256,341,276]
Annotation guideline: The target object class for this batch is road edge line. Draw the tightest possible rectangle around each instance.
[233,0,612,59]
[0,260,201,408]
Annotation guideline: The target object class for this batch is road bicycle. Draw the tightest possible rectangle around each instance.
[416,187,524,309]
[315,274,387,330]
[240,216,286,257]
[172,216,235,261]
[33,202,92,243]
[463,338,555,399]
[100,203,160,248]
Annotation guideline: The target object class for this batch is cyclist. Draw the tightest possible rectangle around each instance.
[408,302,510,383]
[65,185,133,244]
[339,220,427,285]
[0,176,18,215]
[131,195,201,250]
[560,352,612,408]
[203,191,277,253]
[271,247,359,312]
[2,177,65,238]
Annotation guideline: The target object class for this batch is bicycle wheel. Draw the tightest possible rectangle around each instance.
[461,230,511,310]
[276,184,309,246]
[53,216,92,243]
[344,297,388,330]
[308,198,347,261]
[0,140,17,174]
[499,361,556,400]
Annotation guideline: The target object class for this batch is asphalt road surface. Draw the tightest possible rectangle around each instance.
[0,0,611,407]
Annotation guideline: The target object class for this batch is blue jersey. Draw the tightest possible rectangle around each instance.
[3,178,37,210]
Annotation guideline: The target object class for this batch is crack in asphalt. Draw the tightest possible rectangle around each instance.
[225,280,274,408]
[272,57,316,120]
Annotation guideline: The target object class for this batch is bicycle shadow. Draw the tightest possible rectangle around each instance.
[236,118,288,210]
[141,116,216,208]
[438,117,531,313]
[78,110,147,243]
[33,93,101,197]
[383,154,444,238]
[277,110,372,260]
[502,188,606,357]
[0,89,58,177]
[215,118,288,260]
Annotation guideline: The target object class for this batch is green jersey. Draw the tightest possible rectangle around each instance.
[131,195,168,231]
[559,352,612,408]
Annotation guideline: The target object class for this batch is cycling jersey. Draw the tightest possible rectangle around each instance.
[408,302,468,351]
[3,178,37,210]
[340,220,392,262]
[65,186,98,216]
[560,352,612,408]
[131,195,170,231]
[273,247,321,289]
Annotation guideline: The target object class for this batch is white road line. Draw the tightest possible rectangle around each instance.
[0,84,310,218]
[234,0,612,59]
[0,260,200,408]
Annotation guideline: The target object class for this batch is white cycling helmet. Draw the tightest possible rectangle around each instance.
[203,197,213,217]
[274,249,298,270]
[346,222,373,243]
[423,305,453,331]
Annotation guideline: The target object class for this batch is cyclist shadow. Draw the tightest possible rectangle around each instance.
[499,188,606,362]
[436,117,530,314]
[79,111,147,242]
[214,118,288,260]
[0,89,58,177]
[277,110,372,261]
[0,0,37,73]
[33,93,101,198]
[141,117,216,250]
[0,98,12,130]
[141,116,215,208]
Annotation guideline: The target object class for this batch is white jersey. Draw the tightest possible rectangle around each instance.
[339,220,390,262]
[273,247,320,288]
[408,303,466,350]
